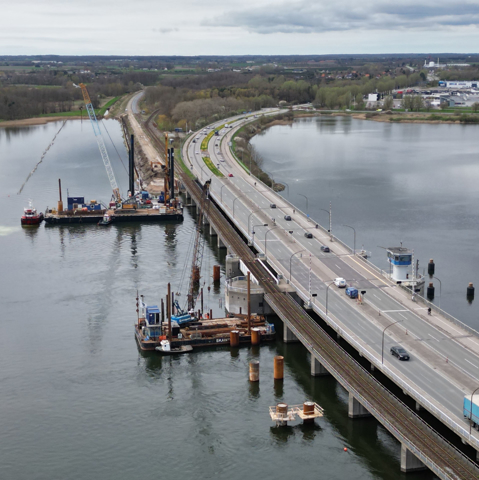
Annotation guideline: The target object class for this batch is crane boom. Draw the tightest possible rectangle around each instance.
[79,83,121,202]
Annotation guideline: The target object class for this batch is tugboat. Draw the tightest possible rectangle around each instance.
[155,340,193,355]
[21,201,44,226]
[98,213,112,226]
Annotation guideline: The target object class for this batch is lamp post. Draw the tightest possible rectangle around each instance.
[469,386,479,435]
[297,194,308,214]
[264,226,278,257]
[220,183,227,203]
[325,281,336,317]
[233,195,246,218]
[342,224,356,255]
[263,170,275,189]
[318,207,332,240]
[252,223,268,246]
[381,320,403,364]
[433,276,442,310]
[280,180,290,197]
[289,249,306,281]
[248,209,260,235]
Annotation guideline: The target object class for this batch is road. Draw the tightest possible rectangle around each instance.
[183,110,479,451]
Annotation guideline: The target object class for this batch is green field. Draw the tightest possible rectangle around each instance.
[38,96,122,118]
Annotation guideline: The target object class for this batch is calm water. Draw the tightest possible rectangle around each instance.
[252,116,479,330]
[0,120,434,480]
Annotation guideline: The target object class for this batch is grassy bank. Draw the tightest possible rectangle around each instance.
[38,95,122,119]
[202,156,224,177]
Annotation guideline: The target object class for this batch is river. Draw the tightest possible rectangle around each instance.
[0,119,435,480]
[252,115,479,331]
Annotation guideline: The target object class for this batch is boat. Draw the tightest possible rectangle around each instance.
[21,201,44,226]
[155,340,193,355]
[98,213,112,226]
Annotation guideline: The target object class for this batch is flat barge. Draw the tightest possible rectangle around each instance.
[135,298,275,352]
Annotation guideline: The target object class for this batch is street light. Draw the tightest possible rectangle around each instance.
[325,280,336,317]
[318,207,332,240]
[297,194,308,214]
[381,320,403,365]
[279,180,289,197]
[289,249,306,281]
[220,182,229,203]
[433,276,442,310]
[342,224,356,255]
[248,209,261,235]
[263,170,275,189]
[252,223,268,246]
[233,195,246,218]
[469,386,479,435]
[264,226,278,257]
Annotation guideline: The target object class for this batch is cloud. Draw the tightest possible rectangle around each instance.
[204,1,479,34]
[152,27,179,34]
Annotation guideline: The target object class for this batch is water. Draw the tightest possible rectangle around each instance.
[252,116,479,331]
[0,120,434,480]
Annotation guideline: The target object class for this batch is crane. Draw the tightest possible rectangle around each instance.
[187,180,211,311]
[79,83,121,203]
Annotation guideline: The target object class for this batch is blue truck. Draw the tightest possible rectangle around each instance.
[345,287,358,299]
[464,395,479,429]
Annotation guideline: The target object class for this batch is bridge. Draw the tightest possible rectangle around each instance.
[133,101,479,478]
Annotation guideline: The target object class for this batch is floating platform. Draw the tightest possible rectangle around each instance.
[269,402,324,426]
[135,316,275,351]
[45,207,183,224]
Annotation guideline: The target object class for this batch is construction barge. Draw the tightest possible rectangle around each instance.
[135,295,275,352]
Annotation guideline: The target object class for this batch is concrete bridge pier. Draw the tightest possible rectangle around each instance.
[209,225,217,236]
[283,324,299,343]
[217,236,226,249]
[400,444,427,473]
[311,355,330,376]
[348,393,372,418]
[202,215,209,226]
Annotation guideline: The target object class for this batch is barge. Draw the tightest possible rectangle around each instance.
[135,298,275,352]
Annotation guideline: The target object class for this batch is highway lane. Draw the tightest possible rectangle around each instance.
[184,111,479,445]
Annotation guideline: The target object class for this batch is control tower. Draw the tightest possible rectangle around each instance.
[387,247,412,283]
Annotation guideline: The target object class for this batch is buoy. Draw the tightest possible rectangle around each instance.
[344,447,348,452]
[428,259,435,276]
[427,282,435,299]
[467,282,475,298]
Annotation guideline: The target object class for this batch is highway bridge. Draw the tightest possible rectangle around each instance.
[132,99,479,478]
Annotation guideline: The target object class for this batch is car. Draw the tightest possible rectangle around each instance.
[390,346,410,361]
[304,232,313,238]
[220,158,224,162]
[228,173,234,177]
[345,287,358,298]
[321,245,330,252]
[284,215,291,221]
[192,139,196,143]
[270,203,276,209]
[334,277,346,288]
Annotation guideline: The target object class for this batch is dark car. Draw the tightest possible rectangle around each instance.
[390,346,410,361]
[270,203,276,209]
[320,245,330,252]
[304,232,313,238]
[284,215,291,221]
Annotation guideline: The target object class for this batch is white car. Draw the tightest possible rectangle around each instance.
[334,277,347,288]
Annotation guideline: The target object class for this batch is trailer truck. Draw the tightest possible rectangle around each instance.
[463,394,479,430]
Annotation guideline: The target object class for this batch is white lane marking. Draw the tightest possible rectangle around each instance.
[373,294,380,299]
[398,313,408,319]
[428,333,439,342]
[381,309,409,313]
[464,358,478,369]
[335,264,341,269]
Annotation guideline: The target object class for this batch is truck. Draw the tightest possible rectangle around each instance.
[214,130,219,136]
[464,395,479,429]
[345,287,358,299]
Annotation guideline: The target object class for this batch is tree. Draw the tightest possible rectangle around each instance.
[472,102,479,113]
[382,96,394,110]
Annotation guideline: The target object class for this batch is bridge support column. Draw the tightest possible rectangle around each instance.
[217,236,226,249]
[202,215,209,226]
[348,393,372,419]
[311,356,330,376]
[209,225,217,236]
[400,444,427,473]
[283,324,299,343]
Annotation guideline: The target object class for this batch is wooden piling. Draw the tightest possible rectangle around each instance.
[249,360,259,382]
[213,265,221,282]
[274,356,284,380]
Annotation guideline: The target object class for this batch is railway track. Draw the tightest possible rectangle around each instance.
[144,116,479,479]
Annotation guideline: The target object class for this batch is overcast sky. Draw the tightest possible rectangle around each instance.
[3,0,479,55]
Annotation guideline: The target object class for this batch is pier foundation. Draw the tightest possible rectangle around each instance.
[209,225,217,236]
[400,444,427,472]
[283,324,299,343]
[217,236,226,249]
[311,356,330,376]
[348,393,372,418]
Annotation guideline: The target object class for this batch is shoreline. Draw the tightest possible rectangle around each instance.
[0,116,84,128]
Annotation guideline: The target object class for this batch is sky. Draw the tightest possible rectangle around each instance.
[3,0,479,55]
